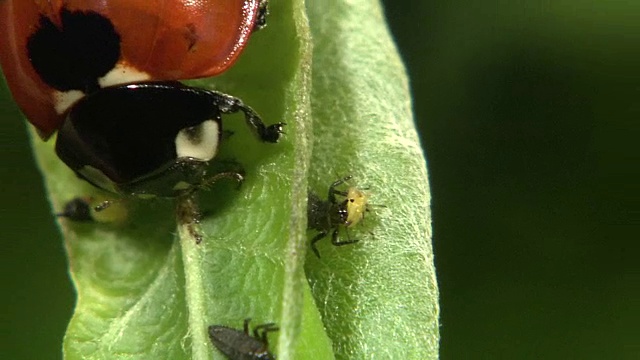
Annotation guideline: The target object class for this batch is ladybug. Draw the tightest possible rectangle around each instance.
[307,176,372,258]
[208,318,278,360]
[0,0,283,198]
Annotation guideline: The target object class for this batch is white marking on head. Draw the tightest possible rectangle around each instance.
[52,65,151,115]
[98,64,151,88]
[175,120,220,161]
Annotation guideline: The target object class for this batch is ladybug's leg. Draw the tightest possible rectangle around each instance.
[212,92,285,143]
[204,159,246,185]
[243,318,252,335]
[200,171,244,191]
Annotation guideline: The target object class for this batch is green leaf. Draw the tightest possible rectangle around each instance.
[27,0,437,359]
[304,0,439,358]
[31,1,329,359]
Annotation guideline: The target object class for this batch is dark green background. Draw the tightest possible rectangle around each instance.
[1,1,637,359]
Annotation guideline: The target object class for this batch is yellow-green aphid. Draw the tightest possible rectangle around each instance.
[307,176,372,258]
[344,187,369,227]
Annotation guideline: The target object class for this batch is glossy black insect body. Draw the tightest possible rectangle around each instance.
[208,319,278,360]
[56,81,283,198]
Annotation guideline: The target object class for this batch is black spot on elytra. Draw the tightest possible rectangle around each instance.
[27,8,121,93]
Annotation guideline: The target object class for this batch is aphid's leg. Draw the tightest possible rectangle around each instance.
[254,0,269,31]
[253,323,279,344]
[243,318,252,335]
[175,193,204,244]
[329,190,348,204]
[310,231,328,258]
[212,92,285,143]
[328,175,352,203]
[331,228,360,247]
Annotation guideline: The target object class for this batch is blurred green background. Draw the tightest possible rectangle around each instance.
[1,1,637,359]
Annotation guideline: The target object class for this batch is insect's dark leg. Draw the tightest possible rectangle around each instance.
[328,175,352,203]
[243,318,252,335]
[253,323,279,343]
[212,92,284,143]
[328,177,350,199]
[329,190,348,204]
[310,231,328,258]
[331,228,360,247]
[254,0,269,31]
[200,171,244,190]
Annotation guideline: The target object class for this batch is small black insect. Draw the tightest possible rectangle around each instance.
[307,175,371,258]
[56,197,94,222]
[208,318,278,360]
[56,196,129,224]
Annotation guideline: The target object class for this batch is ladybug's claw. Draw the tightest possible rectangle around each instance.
[213,92,285,143]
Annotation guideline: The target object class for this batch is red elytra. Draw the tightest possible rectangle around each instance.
[0,0,262,139]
